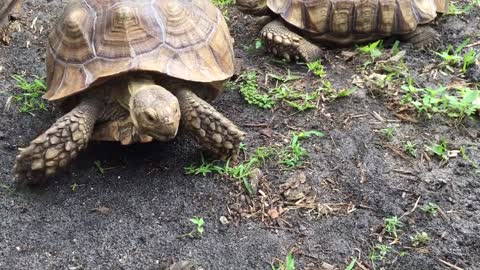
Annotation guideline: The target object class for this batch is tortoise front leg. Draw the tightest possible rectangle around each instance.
[399,25,440,49]
[13,97,103,184]
[174,89,246,160]
[261,19,322,62]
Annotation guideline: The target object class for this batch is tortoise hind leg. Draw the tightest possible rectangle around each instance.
[13,98,103,184]
[174,89,246,160]
[400,25,440,49]
[261,20,322,62]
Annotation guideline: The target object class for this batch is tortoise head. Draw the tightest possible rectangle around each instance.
[236,0,268,15]
[130,85,181,142]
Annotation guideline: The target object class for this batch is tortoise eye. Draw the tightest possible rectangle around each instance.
[144,108,157,122]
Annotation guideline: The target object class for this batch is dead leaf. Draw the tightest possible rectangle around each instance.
[91,206,111,215]
[268,208,280,219]
[260,128,273,137]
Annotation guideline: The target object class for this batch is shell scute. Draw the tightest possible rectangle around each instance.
[45,0,234,101]
[267,0,442,35]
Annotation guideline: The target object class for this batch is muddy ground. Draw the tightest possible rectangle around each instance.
[1,1,479,269]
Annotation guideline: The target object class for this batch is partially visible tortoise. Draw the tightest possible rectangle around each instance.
[13,0,245,184]
[0,0,22,27]
[236,0,449,61]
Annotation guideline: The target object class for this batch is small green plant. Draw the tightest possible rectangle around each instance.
[460,146,480,170]
[222,157,259,194]
[185,146,276,194]
[94,160,105,174]
[448,0,480,15]
[307,60,327,78]
[345,257,357,270]
[400,80,480,119]
[71,182,79,192]
[190,217,204,235]
[380,127,395,141]
[11,74,48,114]
[184,154,223,176]
[404,141,417,157]
[384,216,403,238]
[369,244,392,262]
[271,251,295,270]
[421,202,439,216]
[426,139,449,161]
[411,232,431,247]
[239,71,276,109]
[358,40,383,64]
[0,183,15,195]
[435,39,478,73]
[211,0,234,8]
[180,216,205,238]
[255,38,264,50]
[280,130,324,168]
[268,70,301,83]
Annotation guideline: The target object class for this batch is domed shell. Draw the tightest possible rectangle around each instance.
[267,0,446,35]
[44,0,234,101]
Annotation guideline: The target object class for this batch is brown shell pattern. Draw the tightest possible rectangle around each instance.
[267,0,444,35]
[45,0,234,101]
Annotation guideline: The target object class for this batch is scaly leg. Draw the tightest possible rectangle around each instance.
[400,25,440,49]
[13,97,103,184]
[261,19,322,62]
[175,89,246,160]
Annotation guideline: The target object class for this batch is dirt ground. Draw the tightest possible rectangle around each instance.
[1,1,479,269]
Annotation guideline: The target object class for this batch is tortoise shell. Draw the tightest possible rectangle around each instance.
[267,0,448,35]
[44,0,234,101]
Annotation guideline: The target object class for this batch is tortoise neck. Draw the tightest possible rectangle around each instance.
[114,74,157,110]
[127,74,156,96]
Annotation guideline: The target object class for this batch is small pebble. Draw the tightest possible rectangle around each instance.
[219,216,229,225]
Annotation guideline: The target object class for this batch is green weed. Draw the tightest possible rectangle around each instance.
[380,127,395,141]
[411,232,431,247]
[11,74,47,114]
[239,71,276,109]
[185,146,275,194]
[369,244,392,262]
[94,160,105,175]
[307,60,327,78]
[180,216,205,238]
[421,202,439,216]
[434,39,478,73]
[280,130,324,168]
[358,40,383,65]
[184,154,223,176]
[448,0,480,15]
[400,80,480,119]
[211,0,234,8]
[345,257,357,270]
[71,182,79,192]
[384,216,403,238]
[271,251,295,270]
[426,139,449,161]
[211,0,235,21]
[0,183,15,195]
[404,141,417,157]
[460,146,480,170]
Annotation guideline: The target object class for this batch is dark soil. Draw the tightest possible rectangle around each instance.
[1,1,479,269]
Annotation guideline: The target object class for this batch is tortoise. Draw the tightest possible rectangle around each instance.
[0,0,22,28]
[13,0,246,184]
[236,0,449,62]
